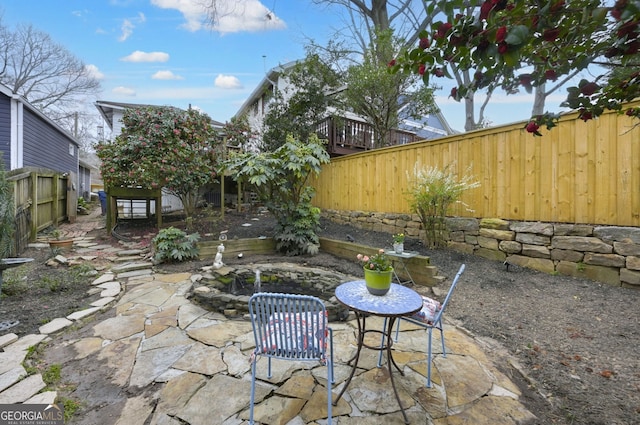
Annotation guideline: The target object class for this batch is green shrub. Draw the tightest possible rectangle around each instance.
[223,135,329,256]
[0,267,30,296]
[152,227,200,263]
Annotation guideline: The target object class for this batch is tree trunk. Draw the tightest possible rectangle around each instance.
[531,83,546,117]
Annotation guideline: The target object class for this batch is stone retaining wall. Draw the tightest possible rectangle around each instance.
[322,209,640,289]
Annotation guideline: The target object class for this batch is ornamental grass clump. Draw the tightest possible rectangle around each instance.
[357,249,393,272]
[406,163,480,249]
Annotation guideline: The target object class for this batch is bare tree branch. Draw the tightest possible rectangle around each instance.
[0,22,102,149]
[2,24,101,113]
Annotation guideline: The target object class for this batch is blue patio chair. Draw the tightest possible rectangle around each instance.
[248,292,334,424]
[377,264,466,388]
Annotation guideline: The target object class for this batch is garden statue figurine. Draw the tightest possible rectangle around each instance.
[213,243,225,269]
[254,269,261,292]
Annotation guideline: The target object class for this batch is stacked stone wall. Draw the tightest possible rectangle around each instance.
[322,209,640,289]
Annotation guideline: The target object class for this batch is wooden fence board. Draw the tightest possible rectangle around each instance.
[7,168,69,253]
[556,124,574,223]
[310,103,640,227]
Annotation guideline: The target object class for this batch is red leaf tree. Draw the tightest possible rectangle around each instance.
[97,106,224,217]
[391,0,640,135]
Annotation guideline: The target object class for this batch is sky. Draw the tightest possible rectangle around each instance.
[1,0,565,134]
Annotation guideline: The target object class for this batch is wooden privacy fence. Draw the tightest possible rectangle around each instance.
[8,168,69,252]
[310,103,640,227]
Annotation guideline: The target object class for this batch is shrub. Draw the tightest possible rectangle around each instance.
[223,134,329,256]
[152,227,200,263]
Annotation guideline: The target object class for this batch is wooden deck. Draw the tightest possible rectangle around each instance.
[316,116,417,156]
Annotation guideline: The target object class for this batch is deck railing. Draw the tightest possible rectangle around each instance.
[316,116,417,156]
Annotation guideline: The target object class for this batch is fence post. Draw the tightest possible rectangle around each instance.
[29,172,38,241]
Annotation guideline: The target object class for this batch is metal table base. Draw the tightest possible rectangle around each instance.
[333,312,410,423]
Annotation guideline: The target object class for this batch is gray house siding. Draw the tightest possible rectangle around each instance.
[22,107,78,173]
[0,93,11,170]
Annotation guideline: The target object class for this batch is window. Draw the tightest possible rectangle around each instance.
[69,144,75,156]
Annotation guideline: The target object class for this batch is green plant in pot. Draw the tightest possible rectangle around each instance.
[48,228,73,252]
[357,249,393,296]
[392,233,405,254]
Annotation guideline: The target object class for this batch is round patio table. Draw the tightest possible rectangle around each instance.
[333,280,423,424]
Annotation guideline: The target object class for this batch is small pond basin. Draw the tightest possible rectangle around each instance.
[189,262,356,321]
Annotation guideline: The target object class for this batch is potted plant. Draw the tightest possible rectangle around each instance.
[392,233,405,254]
[357,249,394,295]
[48,228,74,251]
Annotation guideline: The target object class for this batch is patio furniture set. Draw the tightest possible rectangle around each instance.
[248,264,466,424]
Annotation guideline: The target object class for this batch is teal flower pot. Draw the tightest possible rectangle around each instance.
[363,267,393,296]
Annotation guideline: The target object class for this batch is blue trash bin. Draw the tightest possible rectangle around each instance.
[98,191,107,216]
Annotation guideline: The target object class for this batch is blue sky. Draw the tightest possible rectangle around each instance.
[1,0,562,133]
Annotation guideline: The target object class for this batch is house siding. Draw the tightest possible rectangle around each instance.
[112,110,124,139]
[0,93,11,170]
[79,164,92,199]
[22,107,77,173]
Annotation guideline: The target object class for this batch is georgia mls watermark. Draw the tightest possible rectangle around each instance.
[0,404,64,425]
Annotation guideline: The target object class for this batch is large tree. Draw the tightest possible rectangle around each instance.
[391,0,640,134]
[309,0,493,131]
[0,21,102,147]
[0,23,101,116]
[338,29,437,148]
[96,106,223,217]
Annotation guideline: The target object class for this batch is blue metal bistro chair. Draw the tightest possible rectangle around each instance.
[248,292,334,424]
[378,264,466,388]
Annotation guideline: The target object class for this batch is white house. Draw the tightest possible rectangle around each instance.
[233,61,456,154]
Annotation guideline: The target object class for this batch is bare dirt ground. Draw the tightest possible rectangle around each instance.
[2,207,639,425]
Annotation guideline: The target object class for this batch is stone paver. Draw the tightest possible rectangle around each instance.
[0,374,46,403]
[0,210,538,425]
[38,318,73,334]
[67,307,102,321]
[0,333,18,349]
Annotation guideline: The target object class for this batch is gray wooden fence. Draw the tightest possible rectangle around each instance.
[7,167,70,254]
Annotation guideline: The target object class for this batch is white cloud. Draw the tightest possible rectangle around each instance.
[85,64,104,80]
[215,0,286,34]
[71,9,89,18]
[112,86,136,96]
[215,74,242,89]
[151,0,208,31]
[152,70,184,80]
[120,50,170,62]
[119,19,135,41]
[118,13,147,42]
[151,0,286,34]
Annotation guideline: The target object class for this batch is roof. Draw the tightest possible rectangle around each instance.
[0,82,79,146]
[233,60,299,118]
[95,100,167,130]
